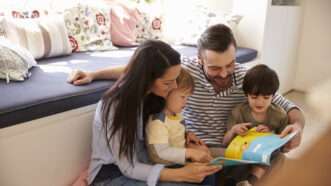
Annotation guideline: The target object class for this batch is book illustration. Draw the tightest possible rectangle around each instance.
[210,127,298,167]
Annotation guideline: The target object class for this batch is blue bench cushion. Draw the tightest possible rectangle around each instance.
[0,46,257,128]
[236,47,258,63]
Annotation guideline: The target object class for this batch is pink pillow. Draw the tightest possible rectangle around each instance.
[109,2,140,47]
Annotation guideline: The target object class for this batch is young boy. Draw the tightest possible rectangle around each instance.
[223,64,289,185]
[146,69,213,165]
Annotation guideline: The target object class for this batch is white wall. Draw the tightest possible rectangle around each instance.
[233,0,304,93]
[203,0,233,13]
[261,5,302,93]
[294,0,331,91]
[232,0,269,54]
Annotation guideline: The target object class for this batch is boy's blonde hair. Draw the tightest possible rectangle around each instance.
[176,68,194,93]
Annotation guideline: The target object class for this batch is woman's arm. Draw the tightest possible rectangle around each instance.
[67,65,126,85]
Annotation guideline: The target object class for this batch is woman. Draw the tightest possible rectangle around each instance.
[87,40,220,186]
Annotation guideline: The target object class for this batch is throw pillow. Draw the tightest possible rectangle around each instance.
[135,7,164,43]
[1,15,72,59]
[64,3,117,52]
[104,1,140,47]
[0,38,37,83]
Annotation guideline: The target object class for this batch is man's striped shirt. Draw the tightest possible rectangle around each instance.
[181,57,297,146]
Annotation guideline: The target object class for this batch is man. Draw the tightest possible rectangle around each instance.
[68,24,305,183]
[180,25,304,151]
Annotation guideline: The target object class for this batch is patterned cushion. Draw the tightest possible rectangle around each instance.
[63,3,117,52]
[0,38,37,83]
[0,15,72,59]
[0,9,49,19]
[135,8,164,43]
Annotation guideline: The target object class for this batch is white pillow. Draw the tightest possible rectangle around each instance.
[1,15,72,59]
[0,38,37,83]
[179,6,243,46]
[0,37,37,68]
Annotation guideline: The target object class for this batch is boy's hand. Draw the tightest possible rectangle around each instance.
[231,123,252,136]
[256,124,271,132]
[186,148,213,163]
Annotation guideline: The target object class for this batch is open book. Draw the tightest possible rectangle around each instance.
[210,127,298,167]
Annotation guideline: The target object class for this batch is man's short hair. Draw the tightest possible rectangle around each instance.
[197,24,237,58]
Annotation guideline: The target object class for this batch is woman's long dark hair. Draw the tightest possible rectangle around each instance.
[101,40,181,164]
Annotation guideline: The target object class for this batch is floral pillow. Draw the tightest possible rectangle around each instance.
[135,10,164,43]
[0,9,49,19]
[180,5,243,46]
[64,3,117,52]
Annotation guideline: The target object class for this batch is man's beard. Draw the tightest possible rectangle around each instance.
[209,75,232,90]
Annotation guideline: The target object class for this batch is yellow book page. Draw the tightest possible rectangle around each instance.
[225,128,272,159]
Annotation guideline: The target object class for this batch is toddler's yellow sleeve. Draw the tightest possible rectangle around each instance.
[146,120,169,144]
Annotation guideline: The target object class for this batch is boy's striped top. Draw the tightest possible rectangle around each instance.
[181,57,297,146]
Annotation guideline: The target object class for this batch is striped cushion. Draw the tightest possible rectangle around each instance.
[1,15,72,59]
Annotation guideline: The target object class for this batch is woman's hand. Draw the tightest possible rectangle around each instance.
[178,163,221,183]
[186,148,213,163]
[160,163,221,183]
[67,69,94,85]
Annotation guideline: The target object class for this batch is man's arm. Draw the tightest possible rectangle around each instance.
[280,108,305,152]
[272,93,305,151]
[67,65,126,85]
[272,93,305,129]
[287,108,305,128]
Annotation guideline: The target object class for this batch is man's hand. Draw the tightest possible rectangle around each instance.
[279,122,303,152]
[256,124,271,133]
